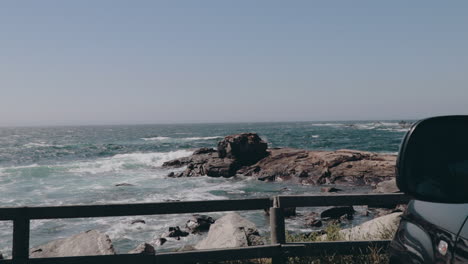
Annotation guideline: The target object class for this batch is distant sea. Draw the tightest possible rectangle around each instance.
[0,121,410,256]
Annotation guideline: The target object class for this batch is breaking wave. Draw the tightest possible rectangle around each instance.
[68,150,193,174]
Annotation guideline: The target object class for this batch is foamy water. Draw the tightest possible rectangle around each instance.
[0,121,410,257]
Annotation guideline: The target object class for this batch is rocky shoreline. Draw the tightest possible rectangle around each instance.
[163,133,396,187]
[1,133,403,259]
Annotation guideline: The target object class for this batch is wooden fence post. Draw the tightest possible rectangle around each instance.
[270,196,286,264]
[12,214,30,264]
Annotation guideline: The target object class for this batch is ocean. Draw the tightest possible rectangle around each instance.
[0,121,410,256]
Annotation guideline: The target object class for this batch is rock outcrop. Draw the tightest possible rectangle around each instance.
[164,133,396,185]
[195,213,263,250]
[30,230,115,258]
[239,148,396,185]
[217,133,268,164]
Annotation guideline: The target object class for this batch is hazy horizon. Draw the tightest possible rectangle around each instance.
[1,1,467,127]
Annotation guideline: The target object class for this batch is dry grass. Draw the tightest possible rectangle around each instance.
[213,223,395,264]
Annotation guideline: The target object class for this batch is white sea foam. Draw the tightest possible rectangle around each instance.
[311,135,320,138]
[141,136,222,141]
[69,150,193,174]
[141,136,171,141]
[310,123,343,127]
[377,128,409,132]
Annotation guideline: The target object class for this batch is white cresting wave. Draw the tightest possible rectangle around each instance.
[23,142,64,148]
[141,136,223,141]
[68,150,193,174]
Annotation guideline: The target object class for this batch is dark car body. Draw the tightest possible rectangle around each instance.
[389,116,468,263]
[389,200,468,263]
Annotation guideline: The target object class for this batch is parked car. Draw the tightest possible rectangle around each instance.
[389,116,468,263]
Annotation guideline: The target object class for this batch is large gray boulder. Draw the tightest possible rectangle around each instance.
[128,243,155,255]
[374,178,400,193]
[30,230,115,258]
[195,213,263,250]
[320,212,402,241]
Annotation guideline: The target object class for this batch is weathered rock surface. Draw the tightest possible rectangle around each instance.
[163,133,396,184]
[217,133,268,164]
[128,243,155,255]
[195,213,264,250]
[373,178,400,193]
[30,230,115,258]
[239,148,396,185]
[186,214,215,233]
[321,212,402,241]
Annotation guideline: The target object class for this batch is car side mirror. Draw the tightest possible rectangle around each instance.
[397,116,468,203]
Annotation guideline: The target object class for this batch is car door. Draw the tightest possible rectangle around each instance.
[453,217,468,263]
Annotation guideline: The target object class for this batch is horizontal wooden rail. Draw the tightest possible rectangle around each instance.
[0,193,411,263]
[277,193,410,208]
[0,241,392,264]
[0,198,272,220]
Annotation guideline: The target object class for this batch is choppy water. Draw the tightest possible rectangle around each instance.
[0,121,410,256]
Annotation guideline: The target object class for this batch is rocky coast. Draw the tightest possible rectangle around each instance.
[3,133,404,259]
[163,133,397,187]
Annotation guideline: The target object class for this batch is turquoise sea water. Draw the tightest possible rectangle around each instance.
[0,121,410,256]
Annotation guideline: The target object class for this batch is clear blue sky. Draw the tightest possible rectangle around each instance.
[1,1,467,126]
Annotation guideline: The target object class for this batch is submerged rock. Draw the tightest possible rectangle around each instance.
[131,219,146,225]
[115,183,134,187]
[162,226,189,239]
[30,230,115,258]
[320,206,355,219]
[195,213,264,250]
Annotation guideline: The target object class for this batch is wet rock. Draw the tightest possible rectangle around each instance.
[195,213,264,250]
[186,215,215,233]
[115,183,134,187]
[131,219,146,225]
[128,243,155,255]
[264,207,296,218]
[284,207,296,217]
[0,252,3,260]
[193,148,216,155]
[321,187,343,193]
[306,219,323,227]
[162,226,189,239]
[30,230,115,258]
[154,238,167,246]
[320,206,355,219]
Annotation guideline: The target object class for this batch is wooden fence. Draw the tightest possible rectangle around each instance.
[0,193,411,264]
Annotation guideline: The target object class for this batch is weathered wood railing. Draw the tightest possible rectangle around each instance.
[0,193,411,264]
